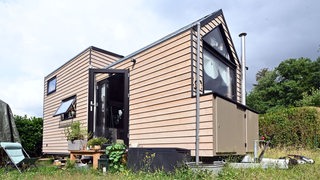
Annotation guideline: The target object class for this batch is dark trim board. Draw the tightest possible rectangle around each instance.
[199,9,223,27]
[190,28,195,97]
[198,92,259,114]
[106,9,224,70]
[45,46,123,79]
[88,68,129,145]
[91,46,124,59]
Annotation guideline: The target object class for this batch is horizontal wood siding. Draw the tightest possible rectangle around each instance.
[43,13,247,157]
[113,30,214,156]
[43,49,90,154]
[43,48,121,154]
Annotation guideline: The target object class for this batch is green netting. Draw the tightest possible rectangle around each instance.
[0,99,20,143]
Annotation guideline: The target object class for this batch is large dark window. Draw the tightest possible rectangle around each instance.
[47,76,57,95]
[202,26,236,101]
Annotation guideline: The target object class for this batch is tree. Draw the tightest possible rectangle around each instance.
[296,89,320,107]
[255,68,269,82]
[247,57,320,113]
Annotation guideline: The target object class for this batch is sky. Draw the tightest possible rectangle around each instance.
[0,0,319,117]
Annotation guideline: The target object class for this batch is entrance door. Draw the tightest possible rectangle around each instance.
[88,69,129,145]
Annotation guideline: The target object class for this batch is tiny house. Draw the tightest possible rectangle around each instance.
[43,9,258,157]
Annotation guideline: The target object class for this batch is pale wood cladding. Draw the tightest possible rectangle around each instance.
[112,15,241,156]
[43,48,121,154]
[109,30,211,156]
[43,13,248,156]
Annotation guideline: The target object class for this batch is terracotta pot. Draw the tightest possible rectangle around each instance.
[94,145,101,150]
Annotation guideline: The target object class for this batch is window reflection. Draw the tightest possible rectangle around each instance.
[203,50,235,100]
[202,26,236,101]
[203,28,230,61]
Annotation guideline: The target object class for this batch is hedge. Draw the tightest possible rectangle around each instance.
[259,107,320,148]
[14,115,43,157]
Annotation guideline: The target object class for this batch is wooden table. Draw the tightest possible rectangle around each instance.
[69,150,105,169]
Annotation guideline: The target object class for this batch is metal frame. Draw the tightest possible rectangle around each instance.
[201,25,238,102]
[0,142,35,173]
[88,68,129,145]
[46,76,57,95]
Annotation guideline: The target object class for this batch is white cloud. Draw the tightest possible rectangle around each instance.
[0,0,319,116]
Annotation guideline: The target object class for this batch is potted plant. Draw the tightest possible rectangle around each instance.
[87,137,108,150]
[64,121,90,150]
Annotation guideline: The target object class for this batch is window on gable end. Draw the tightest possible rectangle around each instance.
[202,25,237,101]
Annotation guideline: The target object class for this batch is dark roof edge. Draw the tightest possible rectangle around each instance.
[106,9,223,69]
[45,46,123,79]
[219,11,241,65]
[91,46,124,58]
[200,92,259,114]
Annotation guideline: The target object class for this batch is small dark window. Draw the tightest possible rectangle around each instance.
[47,76,57,94]
[54,95,76,121]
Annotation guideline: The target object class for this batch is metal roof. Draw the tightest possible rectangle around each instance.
[45,46,123,79]
[105,9,224,69]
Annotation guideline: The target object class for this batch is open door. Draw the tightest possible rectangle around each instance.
[88,69,129,146]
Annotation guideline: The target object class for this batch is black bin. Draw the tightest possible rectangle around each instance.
[98,155,109,170]
[127,148,190,172]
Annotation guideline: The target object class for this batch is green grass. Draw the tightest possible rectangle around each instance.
[1,148,320,180]
[217,148,320,180]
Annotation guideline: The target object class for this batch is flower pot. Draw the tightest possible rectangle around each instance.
[94,145,101,150]
[68,140,87,150]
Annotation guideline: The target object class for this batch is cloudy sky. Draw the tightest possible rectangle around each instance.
[0,0,319,117]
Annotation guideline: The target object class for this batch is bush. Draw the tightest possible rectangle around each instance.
[14,115,43,157]
[106,142,127,172]
[87,137,108,147]
[259,107,320,148]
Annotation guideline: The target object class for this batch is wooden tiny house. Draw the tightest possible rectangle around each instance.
[43,9,258,157]
[43,47,123,154]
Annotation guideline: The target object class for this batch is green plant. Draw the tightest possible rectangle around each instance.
[87,137,108,147]
[65,159,76,169]
[106,142,127,172]
[142,152,156,172]
[14,115,43,157]
[260,107,320,148]
[2,148,320,180]
[64,121,90,142]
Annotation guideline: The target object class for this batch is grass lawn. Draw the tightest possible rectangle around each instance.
[1,148,320,180]
[218,148,320,180]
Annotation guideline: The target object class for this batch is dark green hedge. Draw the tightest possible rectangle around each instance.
[15,115,43,157]
[259,107,320,148]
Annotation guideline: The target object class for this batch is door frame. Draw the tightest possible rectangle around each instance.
[88,68,129,145]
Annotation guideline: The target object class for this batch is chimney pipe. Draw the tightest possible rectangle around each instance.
[239,32,247,105]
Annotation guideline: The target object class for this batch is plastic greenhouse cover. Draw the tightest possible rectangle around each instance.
[0,99,21,143]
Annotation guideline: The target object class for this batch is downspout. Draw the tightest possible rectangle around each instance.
[195,22,201,165]
[239,32,247,105]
